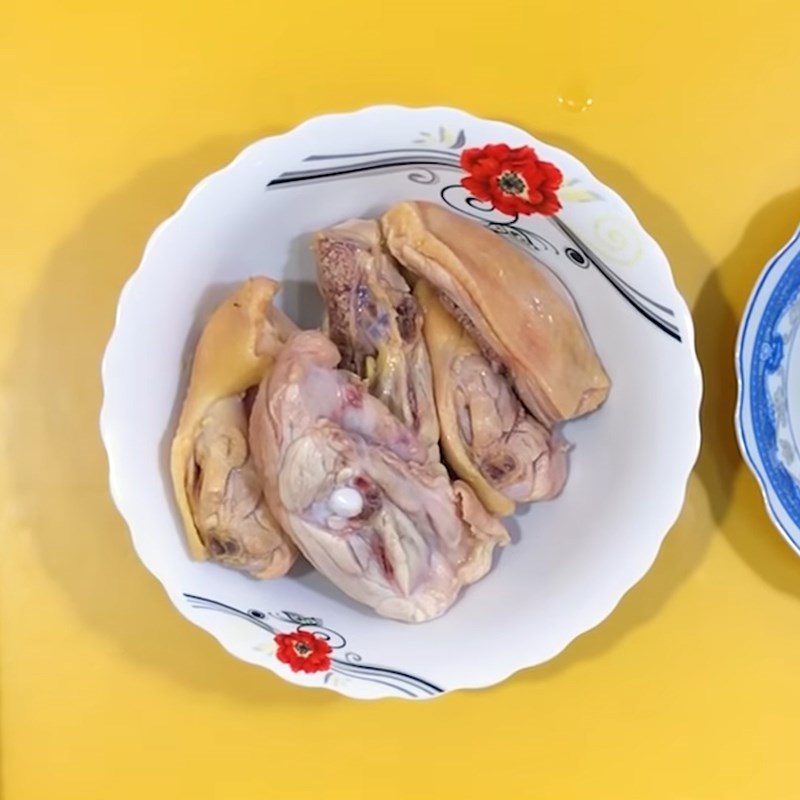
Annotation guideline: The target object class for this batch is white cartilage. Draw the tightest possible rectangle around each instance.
[328,487,364,518]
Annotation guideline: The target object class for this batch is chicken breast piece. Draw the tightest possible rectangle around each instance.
[416,279,567,516]
[381,201,610,427]
[249,330,509,623]
[170,278,298,578]
[314,219,439,457]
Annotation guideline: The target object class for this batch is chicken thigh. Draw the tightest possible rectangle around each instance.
[249,330,508,622]
[416,279,567,516]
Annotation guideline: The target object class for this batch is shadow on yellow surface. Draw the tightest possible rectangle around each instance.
[9,130,800,706]
[6,133,339,707]
[519,134,720,680]
[528,143,800,681]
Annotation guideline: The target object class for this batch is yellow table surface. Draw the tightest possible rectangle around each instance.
[3,1,800,797]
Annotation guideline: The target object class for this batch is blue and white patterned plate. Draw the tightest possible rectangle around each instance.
[737,223,800,554]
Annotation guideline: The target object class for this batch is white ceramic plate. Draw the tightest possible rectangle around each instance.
[100,105,702,698]
[737,223,800,554]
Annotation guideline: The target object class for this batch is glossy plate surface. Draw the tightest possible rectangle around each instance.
[101,105,702,698]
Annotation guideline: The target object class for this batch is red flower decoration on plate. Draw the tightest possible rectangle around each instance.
[460,143,563,217]
[274,631,332,673]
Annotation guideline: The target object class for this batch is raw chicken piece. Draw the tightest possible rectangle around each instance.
[314,219,439,457]
[170,278,298,578]
[416,280,567,516]
[249,330,509,623]
[381,201,610,427]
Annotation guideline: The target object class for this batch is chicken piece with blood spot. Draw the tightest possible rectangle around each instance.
[249,330,508,623]
[314,219,439,459]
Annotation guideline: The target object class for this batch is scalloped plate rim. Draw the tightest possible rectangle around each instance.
[735,220,800,555]
[100,104,702,698]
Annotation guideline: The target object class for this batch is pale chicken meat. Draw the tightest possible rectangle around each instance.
[249,330,509,623]
[381,201,611,427]
[170,278,298,578]
[314,219,439,457]
[416,280,567,516]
